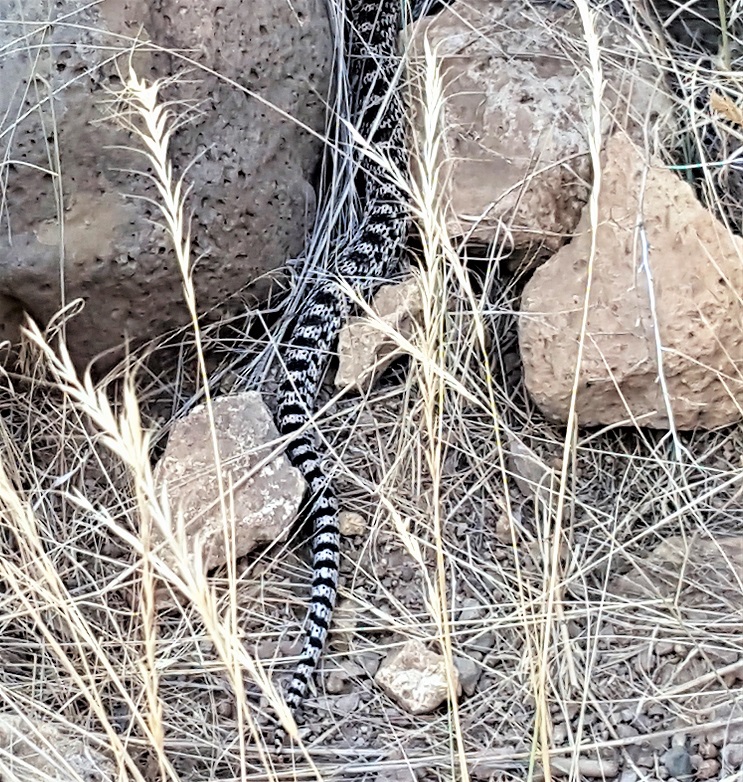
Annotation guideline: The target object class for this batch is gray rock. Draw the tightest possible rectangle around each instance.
[664,747,693,780]
[0,0,330,366]
[453,656,481,697]
[457,597,485,625]
[722,743,743,769]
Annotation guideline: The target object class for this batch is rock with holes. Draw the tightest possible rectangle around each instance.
[154,391,305,572]
[409,0,671,253]
[335,278,423,391]
[375,639,459,714]
[519,134,743,429]
[0,0,330,366]
[0,715,115,781]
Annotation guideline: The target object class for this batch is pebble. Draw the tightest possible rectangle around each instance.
[457,597,484,624]
[325,671,348,694]
[723,742,743,769]
[471,632,495,654]
[334,693,361,715]
[357,652,381,677]
[699,741,718,759]
[616,724,639,739]
[696,758,720,779]
[339,511,366,536]
[619,770,638,782]
[552,721,568,745]
[663,746,693,780]
[550,755,618,778]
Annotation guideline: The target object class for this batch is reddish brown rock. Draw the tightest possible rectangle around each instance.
[519,134,743,430]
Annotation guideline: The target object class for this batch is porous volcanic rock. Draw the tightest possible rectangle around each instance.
[0,0,330,366]
[519,134,743,430]
[409,0,671,253]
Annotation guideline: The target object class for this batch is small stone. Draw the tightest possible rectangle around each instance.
[664,746,693,780]
[357,652,382,677]
[453,656,481,697]
[471,632,495,654]
[154,392,305,572]
[457,597,484,625]
[550,755,619,778]
[339,511,366,536]
[634,749,654,768]
[699,741,718,759]
[336,278,423,392]
[552,722,568,745]
[331,599,359,652]
[216,698,234,718]
[506,433,553,500]
[722,743,743,769]
[619,771,638,782]
[325,671,348,694]
[375,639,459,715]
[696,759,720,779]
[334,693,361,715]
[616,724,639,739]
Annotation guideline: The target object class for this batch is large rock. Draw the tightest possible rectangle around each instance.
[409,0,671,253]
[0,0,330,366]
[519,134,743,430]
[154,392,305,573]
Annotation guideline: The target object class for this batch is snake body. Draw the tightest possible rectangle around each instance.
[275,0,409,715]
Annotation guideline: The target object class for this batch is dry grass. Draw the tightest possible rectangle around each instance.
[0,0,743,781]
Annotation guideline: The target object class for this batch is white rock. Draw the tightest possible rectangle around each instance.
[375,639,459,715]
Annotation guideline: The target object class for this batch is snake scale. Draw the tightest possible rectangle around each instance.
[274,0,412,723]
